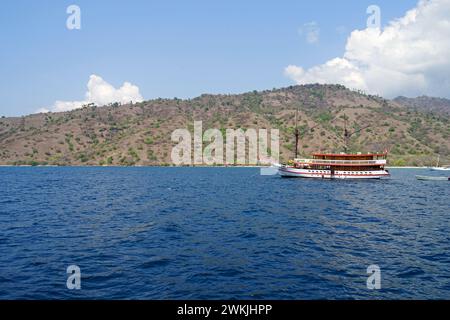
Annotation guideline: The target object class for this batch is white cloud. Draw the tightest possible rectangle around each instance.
[298,21,320,44]
[37,74,144,113]
[286,0,450,98]
[35,107,50,113]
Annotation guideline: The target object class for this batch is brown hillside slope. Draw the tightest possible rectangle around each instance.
[394,96,450,115]
[0,84,449,166]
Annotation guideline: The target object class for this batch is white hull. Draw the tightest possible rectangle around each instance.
[430,167,450,171]
[416,175,449,181]
[278,167,390,179]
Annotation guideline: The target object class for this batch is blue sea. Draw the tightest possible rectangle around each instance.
[0,167,449,300]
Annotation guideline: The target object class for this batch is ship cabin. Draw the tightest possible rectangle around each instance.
[293,153,388,172]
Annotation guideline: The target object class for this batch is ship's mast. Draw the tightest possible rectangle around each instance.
[294,108,299,159]
[343,115,349,153]
[341,113,371,153]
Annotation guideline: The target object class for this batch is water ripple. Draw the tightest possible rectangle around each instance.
[0,167,449,299]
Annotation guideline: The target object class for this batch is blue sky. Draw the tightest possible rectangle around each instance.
[0,0,420,116]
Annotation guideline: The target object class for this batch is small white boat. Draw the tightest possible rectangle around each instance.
[429,155,450,171]
[430,167,450,171]
[416,175,450,181]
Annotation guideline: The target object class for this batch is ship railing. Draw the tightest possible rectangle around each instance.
[294,159,387,165]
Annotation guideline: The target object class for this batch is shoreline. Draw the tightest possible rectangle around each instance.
[0,165,431,169]
[386,166,428,169]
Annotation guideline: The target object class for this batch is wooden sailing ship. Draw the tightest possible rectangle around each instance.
[279,109,390,179]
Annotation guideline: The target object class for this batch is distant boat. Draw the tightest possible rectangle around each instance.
[430,166,450,171]
[416,175,450,181]
[430,155,450,171]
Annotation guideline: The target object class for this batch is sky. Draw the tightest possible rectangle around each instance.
[1,0,446,117]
